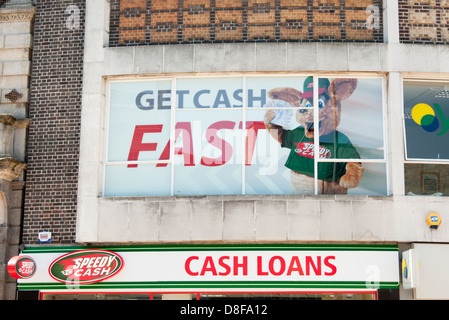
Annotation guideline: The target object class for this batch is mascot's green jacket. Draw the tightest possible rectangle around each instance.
[281,126,361,182]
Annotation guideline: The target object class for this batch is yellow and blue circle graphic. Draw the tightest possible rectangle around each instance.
[402,258,408,279]
[412,103,440,132]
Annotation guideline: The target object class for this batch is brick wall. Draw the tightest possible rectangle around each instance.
[110,0,383,46]
[399,0,449,44]
[22,0,85,244]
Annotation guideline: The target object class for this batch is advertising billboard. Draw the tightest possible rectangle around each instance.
[105,75,386,197]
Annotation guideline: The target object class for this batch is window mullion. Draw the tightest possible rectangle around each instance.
[170,78,176,196]
[242,75,247,195]
[313,76,319,195]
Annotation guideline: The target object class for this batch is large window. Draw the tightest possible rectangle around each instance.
[403,80,449,196]
[104,75,387,197]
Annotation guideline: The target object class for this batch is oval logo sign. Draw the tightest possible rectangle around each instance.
[49,250,123,284]
[8,256,36,279]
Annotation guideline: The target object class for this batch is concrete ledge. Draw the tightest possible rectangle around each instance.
[103,42,449,76]
[76,194,449,244]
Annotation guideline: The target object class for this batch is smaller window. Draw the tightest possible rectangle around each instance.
[404,164,449,196]
[403,80,449,196]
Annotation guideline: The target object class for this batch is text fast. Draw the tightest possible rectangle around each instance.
[127,121,270,168]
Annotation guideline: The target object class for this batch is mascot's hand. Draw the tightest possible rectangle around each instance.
[339,162,364,189]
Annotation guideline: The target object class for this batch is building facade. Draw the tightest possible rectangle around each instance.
[5,0,449,300]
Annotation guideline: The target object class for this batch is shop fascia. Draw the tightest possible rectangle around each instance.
[10,244,399,292]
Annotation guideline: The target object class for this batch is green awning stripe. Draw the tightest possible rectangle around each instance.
[22,244,398,254]
[18,281,399,291]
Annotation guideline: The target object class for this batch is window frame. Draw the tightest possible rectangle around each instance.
[103,73,389,197]
[402,76,449,196]
[402,77,449,163]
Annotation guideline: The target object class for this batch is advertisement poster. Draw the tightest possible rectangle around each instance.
[403,81,449,160]
[105,76,386,197]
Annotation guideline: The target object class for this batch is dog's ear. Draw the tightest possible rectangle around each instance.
[328,79,357,101]
[268,87,303,107]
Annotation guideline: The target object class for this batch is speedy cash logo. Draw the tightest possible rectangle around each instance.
[7,255,36,279]
[16,257,36,278]
[412,103,449,135]
[49,250,123,284]
[294,142,331,159]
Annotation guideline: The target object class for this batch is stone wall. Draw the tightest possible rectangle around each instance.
[90,194,449,243]
[0,1,33,301]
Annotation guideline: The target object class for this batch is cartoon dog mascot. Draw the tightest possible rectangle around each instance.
[264,76,364,194]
